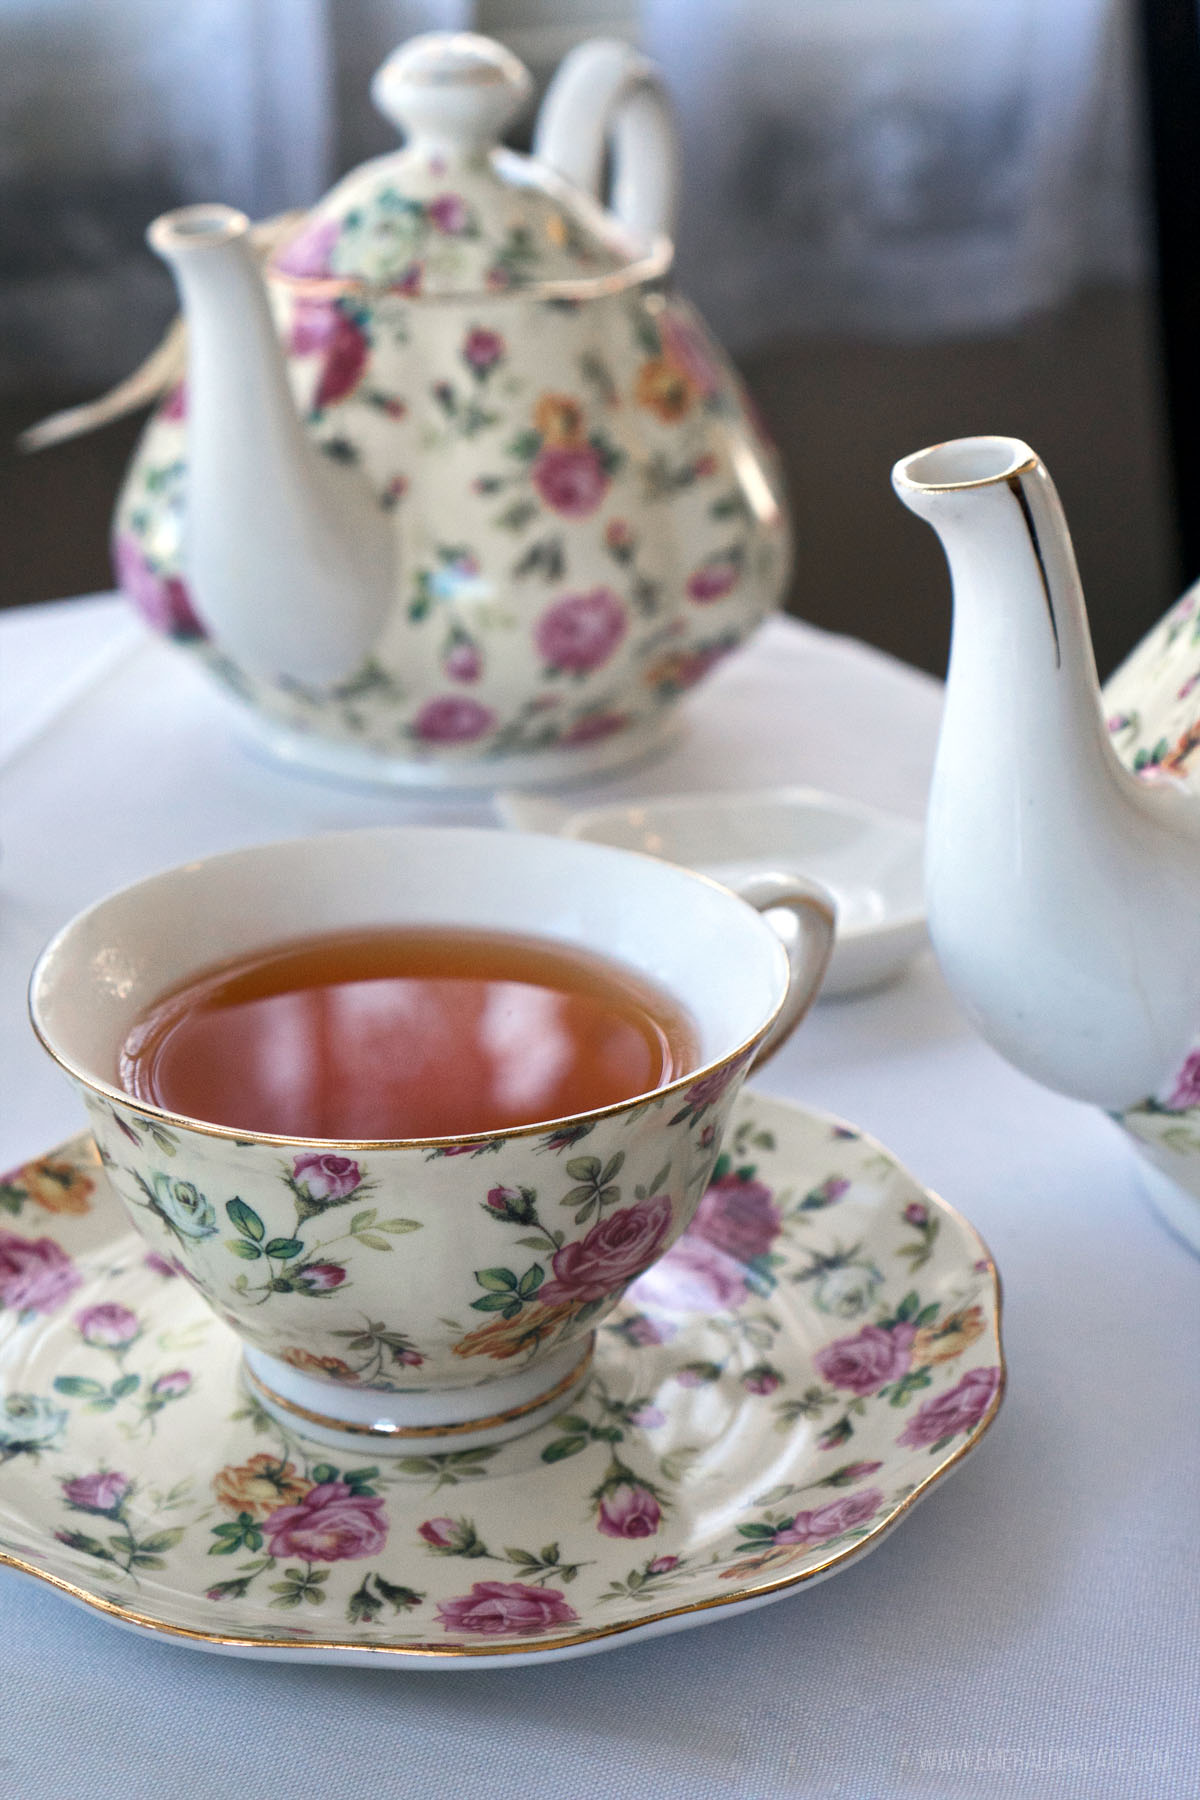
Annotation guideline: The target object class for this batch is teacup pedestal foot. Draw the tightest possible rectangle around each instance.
[240,1337,595,1458]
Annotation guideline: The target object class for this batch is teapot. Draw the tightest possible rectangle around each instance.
[893,436,1200,1251]
[112,32,791,788]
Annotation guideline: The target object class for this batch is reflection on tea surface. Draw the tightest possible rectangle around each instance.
[119,927,697,1139]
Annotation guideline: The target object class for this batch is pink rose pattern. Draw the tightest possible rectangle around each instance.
[119,281,781,764]
[0,1231,81,1314]
[773,1488,885,1547]
[538,1195,673,1306]
[597,1482,662,1539]
[412,695,496,744]
[16,1106,997,1639]
[535,588,628,676]
[689,1172,781,1264]
[530,444,610,518]
[62,1470,129,1513]
[291,1154,361,1202]
[435,1581,579,1637]
[814,1323,916,1397]
[263,1481,388,1562]
[113,533,205,642]
[897,1367,1001,1449]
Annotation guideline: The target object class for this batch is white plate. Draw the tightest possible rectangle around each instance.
[497,787,927,997]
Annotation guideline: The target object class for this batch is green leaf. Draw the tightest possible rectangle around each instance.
[562,1184,596,1207]
[110,1374,141,1399]
[53,1375,108,1399]
[599,1153,626,1185]
[350,1208,377,1232]
[471,1292,518,1313]
[129,1553,167,1570]
[539,1543,560,1566]
[226,1198,265,1242]
[264,1237,305,1259]
[540,1436,589,1463]
[475,1267,518,1292]
[310,1464,339,1484]
[347,1578,382,1624]
[138,1528,185,1554]
[736,1522,777,1540]
[379,1218,421,1234]
[372,1575,422,1612]
[356,1233,392,1251]
[516,1264,544,1298]
[913,1304,940,1329]
[505,1547,540,1566]
[895,1290,920,1323]
[226,1239,262,1260]
[565,1157,601,1182]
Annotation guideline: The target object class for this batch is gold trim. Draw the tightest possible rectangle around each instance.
[242,1344,594,1440]
[0,1149,1006,1662]
[29,853,791,1153]
[266,243,673,306]
[893,436,1037,493]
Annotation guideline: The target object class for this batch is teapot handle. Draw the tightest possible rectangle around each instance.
[533,39,679,243]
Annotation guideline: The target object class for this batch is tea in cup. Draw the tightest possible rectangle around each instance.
[30,826,833,1453]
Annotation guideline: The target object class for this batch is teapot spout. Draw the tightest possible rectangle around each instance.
[147,206,393,686]
[893,436,1200,1112]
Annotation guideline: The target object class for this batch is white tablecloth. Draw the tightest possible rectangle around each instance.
[1,599,1196,1800]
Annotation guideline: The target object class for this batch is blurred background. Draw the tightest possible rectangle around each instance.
[0,0,1185,676]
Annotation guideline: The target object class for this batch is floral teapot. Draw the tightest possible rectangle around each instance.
[113,32,791,787]
[893,436,1200,1251]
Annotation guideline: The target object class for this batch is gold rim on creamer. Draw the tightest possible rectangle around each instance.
[0,1185,1005,1662]
[241,1343,594,1440]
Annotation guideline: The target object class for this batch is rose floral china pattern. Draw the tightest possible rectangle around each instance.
[0,1093,1003,1666]
[72,1049,748,1410]
[111,35,791,785]
[1102,586,1200,1180]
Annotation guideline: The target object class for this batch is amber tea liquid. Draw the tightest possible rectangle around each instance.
[119,927,698,1139]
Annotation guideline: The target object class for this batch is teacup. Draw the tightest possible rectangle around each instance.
[29,826,833,1453]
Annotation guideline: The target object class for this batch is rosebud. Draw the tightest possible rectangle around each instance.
[150,1369,191,1399]
[904,1202,929,1228]
[742,1367,781,1396]
[484,1185,537,1225]
[294,1263,346,1293]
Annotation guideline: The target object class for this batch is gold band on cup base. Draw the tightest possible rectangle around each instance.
[242,1340,595,1446]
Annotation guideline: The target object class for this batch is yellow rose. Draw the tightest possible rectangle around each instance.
[534,392,587,446]
[452,1301,577,1362]
[213,1454,311,1517]
[21,1156,96,1215]
[635,357,695,423]
[911,1305,987,1365]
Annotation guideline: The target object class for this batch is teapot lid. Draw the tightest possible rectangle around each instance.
[270,33,667,298]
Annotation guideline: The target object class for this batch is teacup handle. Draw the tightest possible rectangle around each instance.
[737,873,837,1072]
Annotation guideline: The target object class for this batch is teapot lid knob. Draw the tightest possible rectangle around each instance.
[371,32,533,153]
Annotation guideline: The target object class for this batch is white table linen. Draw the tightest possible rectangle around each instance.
[1,597,1196,1800]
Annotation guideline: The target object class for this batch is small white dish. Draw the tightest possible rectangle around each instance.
[497,787,927,997]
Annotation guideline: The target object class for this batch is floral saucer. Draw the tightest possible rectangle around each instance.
[0,1093,1003,1669]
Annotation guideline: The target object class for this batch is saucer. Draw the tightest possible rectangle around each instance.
[496,787,927,996]
[0,1092,1002,1669]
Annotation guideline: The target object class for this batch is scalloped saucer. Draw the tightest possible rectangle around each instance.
[0,1092,1003,1668]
